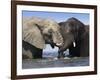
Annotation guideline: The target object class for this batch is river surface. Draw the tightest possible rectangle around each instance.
[22,45,89,69]
[22,57,89,69]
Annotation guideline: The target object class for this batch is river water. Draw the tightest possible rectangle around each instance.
[22,57,89,69]
[22,45,89,69]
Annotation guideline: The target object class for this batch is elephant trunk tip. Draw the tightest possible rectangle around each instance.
[56,42,63,47]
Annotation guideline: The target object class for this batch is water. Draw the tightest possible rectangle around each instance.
[43,44,69,58]
[22,44,89,69]
[22,57,89,69]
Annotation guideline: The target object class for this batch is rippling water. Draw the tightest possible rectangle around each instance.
[22,57,89,69]
[22,44,89,69]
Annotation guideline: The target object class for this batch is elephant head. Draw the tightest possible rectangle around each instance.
[57,17,89,58]
[59,17,86,49]
[23,17,63,49]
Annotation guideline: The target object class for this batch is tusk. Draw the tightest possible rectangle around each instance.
[73,42,76,47]
[56,43,62,46]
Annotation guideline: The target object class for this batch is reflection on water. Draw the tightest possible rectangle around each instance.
[22,44,89,69]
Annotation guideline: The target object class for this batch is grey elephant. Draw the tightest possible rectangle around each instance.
[56,17,89,58]
[22,17,63,59]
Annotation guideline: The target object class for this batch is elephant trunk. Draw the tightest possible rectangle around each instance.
[52,31,64,47]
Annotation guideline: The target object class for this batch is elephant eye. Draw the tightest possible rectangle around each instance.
[44,33,52,37]
[44,34,48,36]
[48,29,52,34]
[43,29,52,38]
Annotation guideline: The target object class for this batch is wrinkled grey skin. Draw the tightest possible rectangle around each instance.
[57,17,89,58]
[22,17,63,59]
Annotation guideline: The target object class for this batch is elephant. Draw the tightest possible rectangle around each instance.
[22,17,63,59]
[56,17,89,58]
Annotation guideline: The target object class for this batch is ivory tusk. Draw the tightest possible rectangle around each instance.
[56,43,62,46]
[73,42,76,47]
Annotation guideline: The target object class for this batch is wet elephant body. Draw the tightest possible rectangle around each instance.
[22,17,63,59]
[58,17,89,58]
[22,40,42,59]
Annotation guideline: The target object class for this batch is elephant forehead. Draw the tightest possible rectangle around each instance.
[44,19,59,29]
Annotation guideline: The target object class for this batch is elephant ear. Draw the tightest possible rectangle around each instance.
[23,24,46,49]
